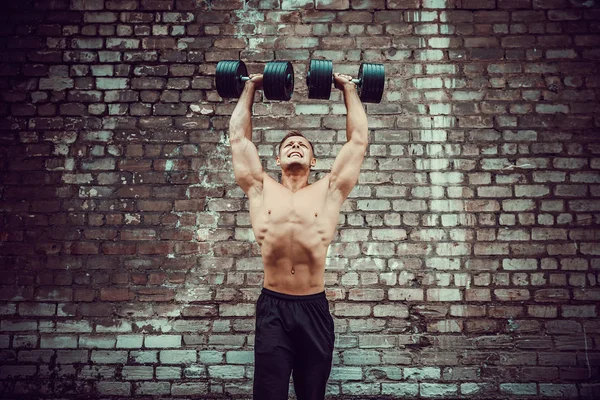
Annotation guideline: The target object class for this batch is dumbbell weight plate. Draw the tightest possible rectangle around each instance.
[357,63,385,103]
[216,60,248,99]
[307,59,333,100]
[263,61,294,101]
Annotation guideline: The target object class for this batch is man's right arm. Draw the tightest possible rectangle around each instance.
[229,76,264,196]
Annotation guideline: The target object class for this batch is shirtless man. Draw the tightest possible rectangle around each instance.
[228,70,368,400]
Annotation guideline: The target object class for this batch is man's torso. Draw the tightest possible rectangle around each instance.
[248,174,344,295]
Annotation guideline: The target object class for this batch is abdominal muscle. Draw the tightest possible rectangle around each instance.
[259,226,330,295]
[250,177,339,295]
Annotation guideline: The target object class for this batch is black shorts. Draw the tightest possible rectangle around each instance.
[253,287,335,400]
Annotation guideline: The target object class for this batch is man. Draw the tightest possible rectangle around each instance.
[227,69,368,400]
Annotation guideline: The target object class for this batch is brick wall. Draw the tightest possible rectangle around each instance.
[0,0,599,398]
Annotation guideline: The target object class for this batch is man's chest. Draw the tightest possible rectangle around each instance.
[263,189,327,224]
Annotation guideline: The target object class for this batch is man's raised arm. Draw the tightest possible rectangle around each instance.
[328,73,369,201]
[229,75,264,196]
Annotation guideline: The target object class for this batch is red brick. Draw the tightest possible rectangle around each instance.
[465,289,491,302]
[137,288,175,301]
[175,242,211,255]
[107,0,138,10]
[494,289,530,301]
[142,38,176,50]
[459,0,495,9]
[465,319,500,333]
[148,273,168,285]
[102,243,136,255]
[534,289,570,302]
[548,9,582,21]
[213,38,247,49]
[537,35,573,47]
[499,352,537,365]
[140,0,174,10]
[118,160,153,172]
[387,0,419,7]
[66,242,99,255]
[539,352,577,366]
[173,200,204,212]
[560,367,599,380]
[211,0,243,10]
[476,11,510,23]
[575,35,600,47]
[181,305,218,317]
[502,36,536,48]
[120,229,156,241]
[498,0,531,8]
[79,303,113,316]
[469,48,504,60]
[137,200,172,212]
[114,186,151,198]
[488,306,524,318]
[74,289,96,302]
[100,288,134,301]
[546,320,582,335]
[512,10,546,21]
[138,242,172,254]
[532,0,569,7]
[36,287,72,301]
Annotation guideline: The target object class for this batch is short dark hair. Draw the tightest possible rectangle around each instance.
[278,130,315,157]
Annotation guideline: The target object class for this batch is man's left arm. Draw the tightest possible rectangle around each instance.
[328,73,369,202]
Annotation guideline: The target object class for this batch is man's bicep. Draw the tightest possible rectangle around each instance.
[329,140,367,198]
[230,136,264,194]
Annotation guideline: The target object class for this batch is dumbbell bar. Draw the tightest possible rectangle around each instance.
[306,59,385,103]
[216,60,294,101]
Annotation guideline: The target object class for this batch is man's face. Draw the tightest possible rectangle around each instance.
[276,136,316,169]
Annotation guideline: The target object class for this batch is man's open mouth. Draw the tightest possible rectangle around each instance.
[289,152,302,158]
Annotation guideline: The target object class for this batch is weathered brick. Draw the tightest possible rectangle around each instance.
[84,12,118,23]
[427,288,462,302]
[96,382,131,396]
[40,335,77,348]
[135,382,170,395]
[96,78,129,90]
[106,0,137,9]
[71,0,104,10]
[388,289,424,301]
[145,335,182,348]
[500,383,537,395]
[39,77,74,90]
[420,383,458,397]
[382,382,419,396]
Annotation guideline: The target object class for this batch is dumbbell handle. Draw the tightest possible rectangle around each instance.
[244,74,356,83]
[241,75,292,83]
[331,75,360,84]
[331,75,360,85]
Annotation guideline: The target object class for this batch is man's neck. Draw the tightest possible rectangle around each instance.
[281,169,310,192]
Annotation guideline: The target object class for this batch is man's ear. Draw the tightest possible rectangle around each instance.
[276,156,280,166]
[311,157,316,167]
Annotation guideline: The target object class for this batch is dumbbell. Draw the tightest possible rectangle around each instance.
[306,59,385,103]
[216,60,294,101]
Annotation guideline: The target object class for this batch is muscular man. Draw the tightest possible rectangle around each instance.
[228,70,368,400]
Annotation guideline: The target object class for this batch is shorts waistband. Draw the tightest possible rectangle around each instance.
[261,287,326,302]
